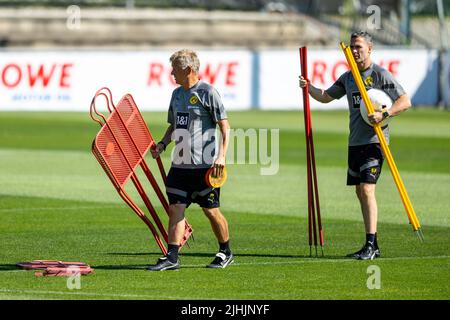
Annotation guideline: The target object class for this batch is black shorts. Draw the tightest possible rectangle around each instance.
[347,143,384,185]
[165,167,220,209]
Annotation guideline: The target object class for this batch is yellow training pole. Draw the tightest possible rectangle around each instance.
[340,42,424,241]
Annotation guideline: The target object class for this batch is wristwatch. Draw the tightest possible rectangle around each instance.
[157,141,166,151]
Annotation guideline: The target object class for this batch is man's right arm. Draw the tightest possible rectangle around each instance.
[160,124,174,147]
[299,76,336,103]
[151,124,174,158]
[308,84,335,103]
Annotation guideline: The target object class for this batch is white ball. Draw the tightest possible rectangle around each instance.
[360,88,393,127]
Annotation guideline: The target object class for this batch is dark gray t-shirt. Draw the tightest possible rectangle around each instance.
[168,80,227,168]
[325,63,406,146]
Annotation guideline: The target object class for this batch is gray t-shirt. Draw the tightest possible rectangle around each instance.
[325,63,406,146]
[168,80,227,168]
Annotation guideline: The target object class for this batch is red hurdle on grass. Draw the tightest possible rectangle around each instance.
[299,47,324,257]
[90,87,193,255]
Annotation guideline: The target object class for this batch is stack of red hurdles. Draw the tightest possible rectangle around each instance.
[90,87,193,255]
[16,260,94,277]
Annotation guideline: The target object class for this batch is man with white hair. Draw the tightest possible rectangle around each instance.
[148,49,233,271]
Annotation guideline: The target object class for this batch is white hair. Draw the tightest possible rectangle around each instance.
[170,49,200,73]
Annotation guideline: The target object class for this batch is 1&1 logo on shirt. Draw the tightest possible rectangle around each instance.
[351,92,362,109]
[176,112,190,129]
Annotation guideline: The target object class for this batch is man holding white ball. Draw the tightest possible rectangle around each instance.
[299,31,411,260]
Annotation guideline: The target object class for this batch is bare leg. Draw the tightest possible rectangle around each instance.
[202,207,229,243]
[147,203,186,270]
[168,204,187,245]
[356,183,378,234]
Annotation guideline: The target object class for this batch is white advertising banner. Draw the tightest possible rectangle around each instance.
[0,50,253,111]
[259,49,438,110]
[0,49,438,111]
[442,52,450,107]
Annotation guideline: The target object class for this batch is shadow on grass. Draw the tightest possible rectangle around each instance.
[93,251,350,271]
[0,264,21,271]
[93,264,148,270]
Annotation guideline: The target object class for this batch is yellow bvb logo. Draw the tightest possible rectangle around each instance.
[371,167,378,174]
[364,76,373,86]
[189,95,199,105]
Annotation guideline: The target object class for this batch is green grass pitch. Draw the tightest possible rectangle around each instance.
[0,108,449,300]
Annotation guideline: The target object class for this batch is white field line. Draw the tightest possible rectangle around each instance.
[0,288,181,299]
[1,287,444,300]
[184,255,450,267]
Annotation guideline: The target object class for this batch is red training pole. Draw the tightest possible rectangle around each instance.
[299,46,324,256]
[300,47,313,255]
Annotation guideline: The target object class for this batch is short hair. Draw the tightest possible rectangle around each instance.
[350,31,373,45]
[170,49,200,73]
